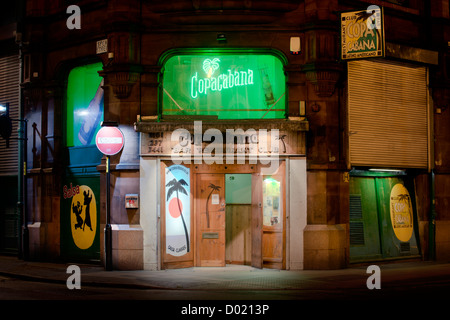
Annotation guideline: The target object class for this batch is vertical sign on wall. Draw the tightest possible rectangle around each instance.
[165,165,190,256]
[340,6,384,60]
[390,183,414,242]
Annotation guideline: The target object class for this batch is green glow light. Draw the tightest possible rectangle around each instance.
[162,53,286,120]
[66,62,103,147]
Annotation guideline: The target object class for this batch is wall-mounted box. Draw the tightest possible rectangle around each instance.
[125,194,139,209]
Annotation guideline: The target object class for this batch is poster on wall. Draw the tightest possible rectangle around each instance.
[66,62,104,147]
[165,165,191,256]
[61,177,100,260]
[263,177,281,227]
[66,184,97,249]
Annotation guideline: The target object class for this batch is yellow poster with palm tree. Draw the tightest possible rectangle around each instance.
[390,183,413,242]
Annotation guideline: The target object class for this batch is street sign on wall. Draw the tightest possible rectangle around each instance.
[341,6,385,60]
[95,126,124,156]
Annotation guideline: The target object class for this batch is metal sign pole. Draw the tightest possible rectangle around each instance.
[105,154,112,270]
[96,122,123,271]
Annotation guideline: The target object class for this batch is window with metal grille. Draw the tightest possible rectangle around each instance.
[0,53,20,175]
[349,195,365,246]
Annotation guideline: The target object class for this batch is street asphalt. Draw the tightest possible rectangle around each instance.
[1,255,450,300]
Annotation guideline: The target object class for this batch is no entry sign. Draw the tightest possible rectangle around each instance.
[95,126,124,156]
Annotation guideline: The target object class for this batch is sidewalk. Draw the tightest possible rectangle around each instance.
[1,255,450,298]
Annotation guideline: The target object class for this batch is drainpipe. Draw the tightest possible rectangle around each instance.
[424,0,435,262]
[16,43,29,261]
[17,0,29,260]
[429,171,436,260]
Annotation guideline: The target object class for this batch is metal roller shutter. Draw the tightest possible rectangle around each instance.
[348,59,429,169]
[0,54,20,176]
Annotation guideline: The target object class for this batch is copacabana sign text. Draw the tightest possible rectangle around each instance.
[190,64,255,98]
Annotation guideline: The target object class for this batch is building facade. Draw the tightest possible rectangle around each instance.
[2,0,449,270]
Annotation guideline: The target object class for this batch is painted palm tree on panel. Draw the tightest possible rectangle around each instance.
[166,178,190,252]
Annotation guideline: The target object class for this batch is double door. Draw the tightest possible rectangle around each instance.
[349,174,420,262]
[161,162,285,269]
[195,172,269,268]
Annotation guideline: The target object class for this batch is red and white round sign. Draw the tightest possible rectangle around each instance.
[95,126,124,156]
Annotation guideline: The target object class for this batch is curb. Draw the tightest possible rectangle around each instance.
[0,270,167,291]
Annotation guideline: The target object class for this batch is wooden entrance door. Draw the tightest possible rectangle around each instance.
[261,162,286,269]
[196,173,226,266]
[251,172,263,268]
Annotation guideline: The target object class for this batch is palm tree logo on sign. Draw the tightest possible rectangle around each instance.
[165,165,190,256]
[203,58,220,78]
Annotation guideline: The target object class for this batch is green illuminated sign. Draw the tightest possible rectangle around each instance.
[66,62,104,147]
[162,52,286,120]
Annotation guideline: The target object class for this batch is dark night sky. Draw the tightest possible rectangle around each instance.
[0,2,19,26]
